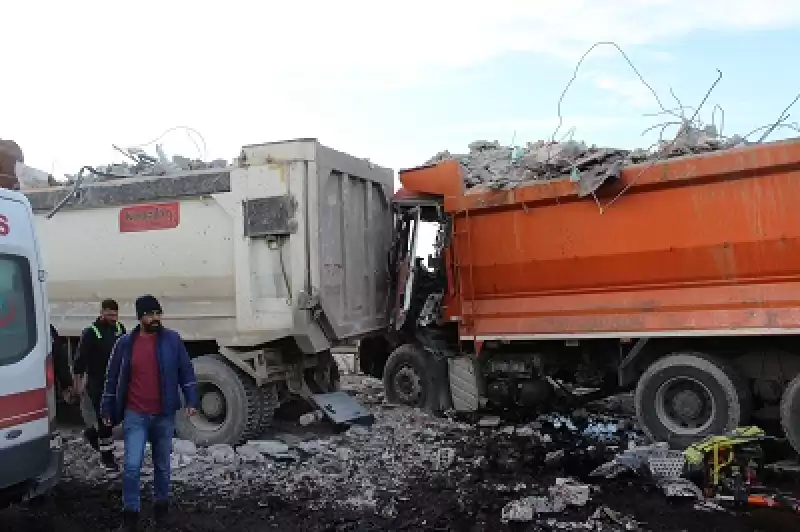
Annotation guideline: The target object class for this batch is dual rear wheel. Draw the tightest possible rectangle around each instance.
[636,350,800,455]
[175,351,340,446]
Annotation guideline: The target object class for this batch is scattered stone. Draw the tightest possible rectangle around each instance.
[170,453,195,470]
[173,439,197,457]
[208,444,237,464]
[247,440,294,461]
[432,447,456,470]
[478,416,501,428]
[237,444,267,464]
[502,494,567,522]
[299,411,324,427]
[550,478,590,507]
[545,449,565,466]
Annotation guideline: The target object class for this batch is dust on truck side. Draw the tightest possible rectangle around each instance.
[362,138,800,455]
[23,138,393,446]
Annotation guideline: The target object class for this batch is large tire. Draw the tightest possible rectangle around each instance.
[635,352,751,449]
[780,373,800,455]
[383,344,435,409]
[255,384,280,436]
[175,354,262,446]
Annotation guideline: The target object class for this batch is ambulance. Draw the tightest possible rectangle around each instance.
[0,186,61,505]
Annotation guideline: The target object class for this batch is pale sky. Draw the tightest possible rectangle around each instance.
[5,0,800,184]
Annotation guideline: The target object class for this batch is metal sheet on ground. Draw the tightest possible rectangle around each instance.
[311,392,374,426]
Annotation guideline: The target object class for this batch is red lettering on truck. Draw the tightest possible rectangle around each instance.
[119,203,180,233]
[0,214,9,236]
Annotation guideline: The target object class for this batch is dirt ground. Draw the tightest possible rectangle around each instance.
[3,377,800,531]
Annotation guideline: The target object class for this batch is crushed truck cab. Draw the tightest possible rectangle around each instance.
[367,138,800,454]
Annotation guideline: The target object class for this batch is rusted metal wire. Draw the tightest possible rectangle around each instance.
[601,69,723,213]
[752,92,800,143]
[549,41,681,153]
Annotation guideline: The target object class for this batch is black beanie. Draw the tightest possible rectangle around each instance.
[135,295,162,319]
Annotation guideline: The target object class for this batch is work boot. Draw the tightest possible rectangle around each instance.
[101,452,120,474]
[153,500,169,528]
[119,510,139,532]
[83,427,99,451]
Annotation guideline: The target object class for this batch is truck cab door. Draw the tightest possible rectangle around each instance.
[389,207,420,331]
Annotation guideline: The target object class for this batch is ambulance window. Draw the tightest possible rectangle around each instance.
[0,254,36,366]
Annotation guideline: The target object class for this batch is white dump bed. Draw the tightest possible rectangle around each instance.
[24,139,394,352]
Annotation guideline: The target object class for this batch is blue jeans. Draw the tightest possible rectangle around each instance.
[122,410,175,512]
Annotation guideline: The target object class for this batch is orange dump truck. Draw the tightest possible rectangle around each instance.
[359,138,800,453]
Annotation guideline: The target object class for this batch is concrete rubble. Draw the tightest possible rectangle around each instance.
[61,144,229,185]
[41,374,781,531]
[426,122,746,194]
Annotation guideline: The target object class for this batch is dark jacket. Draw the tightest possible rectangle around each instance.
[50,325,73,390]
[74,319,126,389]
[100,325,198,425]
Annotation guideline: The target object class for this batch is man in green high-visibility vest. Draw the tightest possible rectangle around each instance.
[74,298,126,472]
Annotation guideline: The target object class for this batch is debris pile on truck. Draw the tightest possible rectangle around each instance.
[426,122,744,192]
[64,145,230,184]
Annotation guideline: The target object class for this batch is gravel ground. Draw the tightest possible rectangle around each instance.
[2,376,797,531]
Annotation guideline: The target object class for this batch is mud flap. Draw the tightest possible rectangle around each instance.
[427,351,453,413]
[311,392,375,426]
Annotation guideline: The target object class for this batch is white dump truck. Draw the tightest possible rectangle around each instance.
[23,138,393,445]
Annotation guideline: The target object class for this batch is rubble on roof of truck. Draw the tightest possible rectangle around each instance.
[66,147,230,184]
[426,122,747,196]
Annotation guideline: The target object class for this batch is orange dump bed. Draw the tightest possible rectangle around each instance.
[398,139,800,340]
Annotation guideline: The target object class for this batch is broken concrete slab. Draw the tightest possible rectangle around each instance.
[208,444,237,464]
[478,416,501,428]
[236,444,268,464]
[173,439,197,457]
[246,440,293,460]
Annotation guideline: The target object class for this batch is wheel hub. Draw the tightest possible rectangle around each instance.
[655,377,716,434]
[393,365,422,403]
[201,390,225,418]
[671,389,703,420]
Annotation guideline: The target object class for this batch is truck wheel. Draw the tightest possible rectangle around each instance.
[780,373,800,455]
[383,344,434,409]
[175,354,261,446]
[255,384,280,435]
[635,352,751,448]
